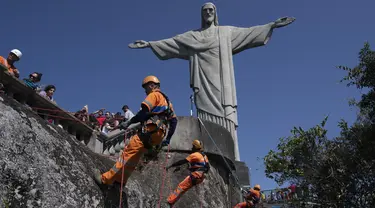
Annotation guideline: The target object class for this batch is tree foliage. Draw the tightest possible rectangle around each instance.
[264,42,375,207]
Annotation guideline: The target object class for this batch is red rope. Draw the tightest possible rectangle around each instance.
[119,131,129,208]
[167,168,173,208]
[157,145,171,208]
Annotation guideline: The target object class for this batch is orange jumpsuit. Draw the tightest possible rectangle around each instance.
[0,56,19,78]
[167,152,209,205]
[101,89,176,185]
[234,188,260,208]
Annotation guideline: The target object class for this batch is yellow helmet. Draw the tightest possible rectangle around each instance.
[142,75,160,87]
[192,140,203,150]
[254,184,261,190]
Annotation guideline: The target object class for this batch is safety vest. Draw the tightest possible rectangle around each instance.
[188,152,210,173]
[143,90,174,134]
[246,189,260,204]
[0,56,17,76]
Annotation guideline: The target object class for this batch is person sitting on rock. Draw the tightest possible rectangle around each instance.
[0,49,22,78]
[166,140,210,207]
[234,184,261,208]
[23,72,43,91]
[93,75,178,187]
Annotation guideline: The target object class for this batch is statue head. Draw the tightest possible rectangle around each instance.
[201,2,218,28]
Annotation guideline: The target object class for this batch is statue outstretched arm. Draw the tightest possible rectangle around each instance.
[128,40,150,49]
[271,17,296,28]
[230,16,295,54]
[129,37,189,60]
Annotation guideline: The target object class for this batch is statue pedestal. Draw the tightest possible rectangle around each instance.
[169,116,235,163]
[101,116,251,207]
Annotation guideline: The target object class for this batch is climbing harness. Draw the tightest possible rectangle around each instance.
[138,90,174,150]
[157,144,171,208]
[188,151,210,174]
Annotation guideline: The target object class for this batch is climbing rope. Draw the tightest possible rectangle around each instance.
[119,131,129,208]
[168,171,173,207]
[197,118,245,197]
[157,144,171,208]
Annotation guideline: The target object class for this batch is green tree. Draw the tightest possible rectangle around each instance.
[264,43,375,207]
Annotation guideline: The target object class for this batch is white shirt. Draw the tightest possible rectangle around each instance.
[124,110,134,121]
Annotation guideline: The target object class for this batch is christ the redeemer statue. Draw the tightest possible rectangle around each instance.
[129,2,295,161]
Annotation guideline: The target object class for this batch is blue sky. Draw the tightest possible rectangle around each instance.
[2,0,375,190]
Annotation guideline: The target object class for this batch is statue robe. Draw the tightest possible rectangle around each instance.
[149,23,274,160]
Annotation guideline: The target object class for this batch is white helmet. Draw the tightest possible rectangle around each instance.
[10,49,22,59]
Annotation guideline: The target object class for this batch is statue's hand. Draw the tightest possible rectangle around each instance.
[272,17,296,28]
[128,40,150,49]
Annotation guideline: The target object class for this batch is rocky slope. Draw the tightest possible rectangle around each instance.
[0,94,231,208]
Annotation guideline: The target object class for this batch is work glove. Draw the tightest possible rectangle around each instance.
[241,189,248,195]
[173,166,181,173]
[161,139,170,147]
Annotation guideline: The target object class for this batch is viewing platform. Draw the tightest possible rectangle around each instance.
[0,65,107,151]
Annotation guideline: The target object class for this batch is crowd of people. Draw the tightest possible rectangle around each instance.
[73,104,135,135]
[234,184,298,207]
[262,184,298,203]
[0,49,136,134]
[0,49,57,103]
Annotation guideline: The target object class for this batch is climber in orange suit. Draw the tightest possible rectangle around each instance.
[93,75,178,186]
[234,184,261,208]
[166,140,210,206]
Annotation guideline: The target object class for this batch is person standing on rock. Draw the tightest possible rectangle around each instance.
[165,140,210,206]
[94,75,178,186]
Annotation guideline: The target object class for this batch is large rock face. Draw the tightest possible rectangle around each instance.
[0,95,233,208]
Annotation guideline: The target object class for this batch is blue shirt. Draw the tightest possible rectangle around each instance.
[23,78,39,90]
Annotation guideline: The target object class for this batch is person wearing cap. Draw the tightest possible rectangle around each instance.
[234,184,262,207]
[93,75,178,187]
[0,49,22,78]
[165,140,210,206]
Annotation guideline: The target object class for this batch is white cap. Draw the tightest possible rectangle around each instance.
[10,49,22,59]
